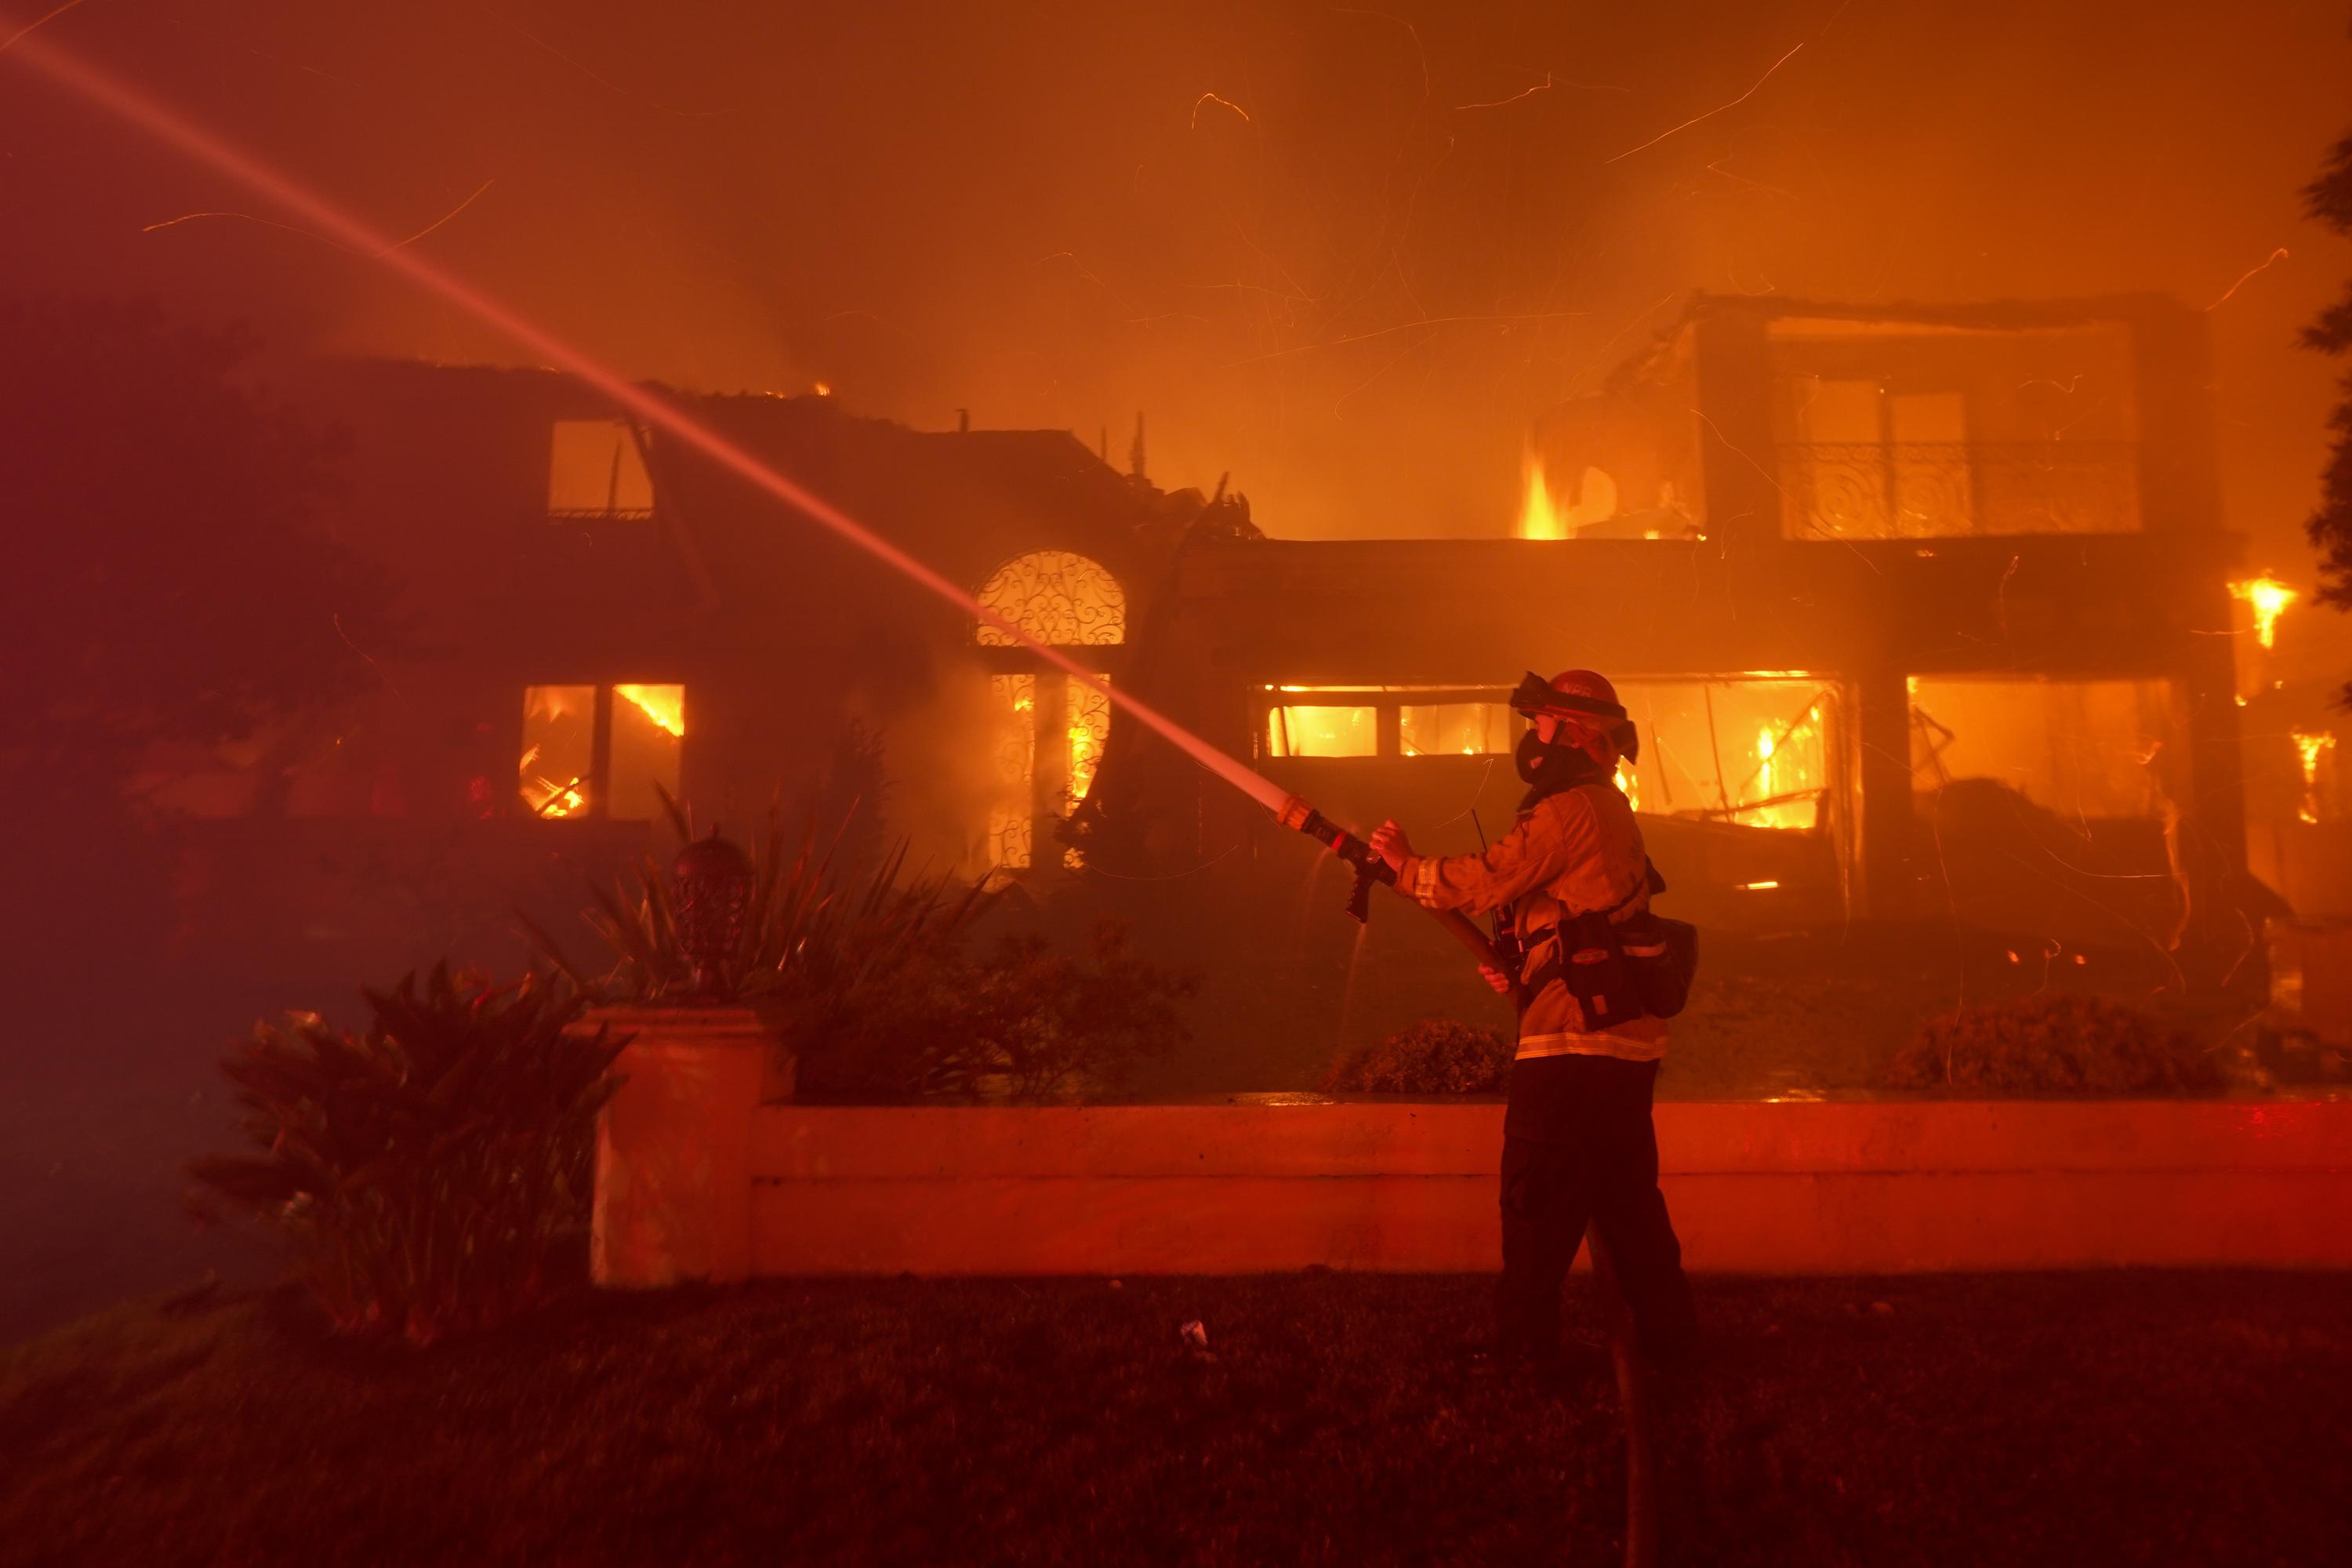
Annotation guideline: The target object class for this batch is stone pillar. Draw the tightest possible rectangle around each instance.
[2129,302,2253,985]
[1689,303,1780,547]
[1853,666,1916,921]
[590,1005,777,1289]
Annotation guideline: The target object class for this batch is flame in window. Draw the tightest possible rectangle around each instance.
[524,774,587,818]
[1267,705,1377,758]
[1066,678,1110,811]
[1063,677,1112,869]
[615,684,685,738]
[519,684,594,818]
[2230,575,2298,650]
[1740,711,1822,830]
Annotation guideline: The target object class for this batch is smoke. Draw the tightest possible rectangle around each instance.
[3,0,2346,570]
[871,659,1023,880]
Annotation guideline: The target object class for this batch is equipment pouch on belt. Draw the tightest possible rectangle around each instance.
[1523,858,1700,1025]
[1613,909,1698,1018]
[1550,910,1648,1031]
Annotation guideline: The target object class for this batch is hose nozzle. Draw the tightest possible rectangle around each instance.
[1273,792,1394,922]
[1276,793,1317,834]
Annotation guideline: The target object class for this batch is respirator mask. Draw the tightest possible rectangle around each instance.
[1506,670,1639,785]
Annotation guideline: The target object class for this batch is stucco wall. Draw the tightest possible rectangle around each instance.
[742,1100,2348,1277]
[594,1079,2351,1285]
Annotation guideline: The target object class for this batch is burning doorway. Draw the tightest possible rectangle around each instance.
[977,550,1124,869]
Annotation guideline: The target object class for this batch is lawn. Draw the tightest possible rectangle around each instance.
[3,1271,2346,1567]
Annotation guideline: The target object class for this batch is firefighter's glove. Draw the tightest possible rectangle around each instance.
[1368,819,1414,873]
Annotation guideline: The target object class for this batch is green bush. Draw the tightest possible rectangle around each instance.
[1885,993,2223,1095]
[1323,1018,1515,1095]
[188,965,627,1345]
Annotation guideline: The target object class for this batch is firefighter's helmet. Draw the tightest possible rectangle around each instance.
[1509,668,1639,764]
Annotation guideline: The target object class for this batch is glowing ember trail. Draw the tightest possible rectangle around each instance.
[10,34,1291,818]
[2205,247,2291,311]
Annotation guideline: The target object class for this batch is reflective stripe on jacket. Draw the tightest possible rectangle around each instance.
[1391,782,1667,1063]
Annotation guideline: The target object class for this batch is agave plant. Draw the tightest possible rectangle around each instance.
[526,782,996,1008]
[189,964,627,1345]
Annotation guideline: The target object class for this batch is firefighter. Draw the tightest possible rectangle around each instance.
[1369,669,1697,1373]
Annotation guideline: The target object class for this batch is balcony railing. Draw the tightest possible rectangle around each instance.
[1778,441,2140,540]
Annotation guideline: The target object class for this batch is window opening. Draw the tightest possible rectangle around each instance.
[976,550,1126,647]
[1617,677,1837,831]
[1399,702,1513,757]
[547,419,655,520]
[1066,680,1112,815]
[1909,678,2174,820]
[608,683,684,822]
[1257,686,1519,760]
[1780,354,2138,539]
[975,551,1123,871]
[1267,705,1378,758]
[517,683,684,820]
[987,673,1038,869]
[519,685,595,818]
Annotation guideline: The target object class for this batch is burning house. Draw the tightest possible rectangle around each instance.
[154,360,1250,983]
[154,291,2279,1076]
[1138,294,2257,969]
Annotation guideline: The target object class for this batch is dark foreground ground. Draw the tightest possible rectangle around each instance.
[3,1272,2347,1568]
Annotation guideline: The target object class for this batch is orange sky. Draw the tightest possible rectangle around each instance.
[2,0,2346,584]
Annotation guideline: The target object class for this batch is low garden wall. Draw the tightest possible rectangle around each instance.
[590,1018,2352,1287]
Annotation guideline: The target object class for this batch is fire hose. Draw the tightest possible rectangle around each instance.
[1274,793,1508,966]
[1276,790,1659,1568]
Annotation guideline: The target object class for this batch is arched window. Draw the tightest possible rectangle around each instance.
[975,550,1126,647]
[975,551,1123,870]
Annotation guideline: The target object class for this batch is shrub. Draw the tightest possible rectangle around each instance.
[527,780,993,1008]
[539,780,1197,1102]
[796,919,1197,1101]
[1323,1018,1515,1095]
[1885,993,2223,1095]
[188,965,627,1345]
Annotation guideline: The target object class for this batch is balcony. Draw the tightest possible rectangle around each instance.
[1779,441,2140,540]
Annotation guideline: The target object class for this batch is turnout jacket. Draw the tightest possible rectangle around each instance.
[1390,782,1667,1064]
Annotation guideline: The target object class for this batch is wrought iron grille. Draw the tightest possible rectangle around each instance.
[1778,441,2140,539]
[975,550,1127,646]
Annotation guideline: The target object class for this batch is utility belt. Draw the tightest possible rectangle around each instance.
[1517,860,1697,1029]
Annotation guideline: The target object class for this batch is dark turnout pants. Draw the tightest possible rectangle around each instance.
[1497,1052,1697,1361]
